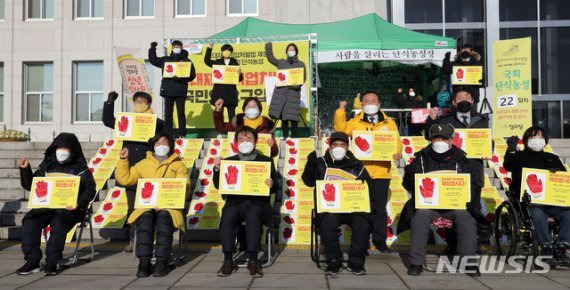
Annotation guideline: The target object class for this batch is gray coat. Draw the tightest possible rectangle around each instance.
[265,42,307,122]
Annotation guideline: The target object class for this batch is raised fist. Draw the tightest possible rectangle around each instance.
[107,91,119,102]
[120,148,129,159]
[18,157,30,169]
[150,42,158,49]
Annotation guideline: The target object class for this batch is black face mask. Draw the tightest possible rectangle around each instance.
[460,51,471,59]
[456,101,472,113]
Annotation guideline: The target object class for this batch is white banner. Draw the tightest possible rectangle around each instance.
[317,48,455,66]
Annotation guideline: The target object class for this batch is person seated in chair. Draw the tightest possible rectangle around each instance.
[213,126,278,278]
[301,132,373,276]
[16,133,96,276]
[504,126,569,267]
[115,132,190,278]
[401,124,483,276]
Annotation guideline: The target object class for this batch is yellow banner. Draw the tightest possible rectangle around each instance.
[453,129,492,159]
[92,187,128,228]
[212,65,240,84]
[219,160,271,196]
[352,131,398,161]
[28,177,80,209]
[113,112,157,142]
[180,41,310,129]
[135,178,187,209]
[279,214,312,226]
[186,214,222,229]
[91,166,116,192]
[316,180,370,213]
[280,199,314,214]
[174,138,204,168]
[521,168,570,207]
[415,173,471,210]
[279,224,311,244]
[282,179,314,201]
[451,66,483,85]
[276,68,304,87]
[163,62,192,78]
[493,37,532,138]
[284,138,315,168]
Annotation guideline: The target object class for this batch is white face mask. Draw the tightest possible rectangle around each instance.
[527,138,546,152]
[238,141,254,154]
[287,51,296,57]
[154,145,170,157]
[244,108,260,119]
[432,141,451,154]
[363,104,379,115]
[330,147,347,160]
[172,48,181,54]
[56,149,71,163]
[408,92,416,97]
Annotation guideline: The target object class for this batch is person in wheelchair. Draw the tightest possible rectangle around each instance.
[301,132,373,276]
[213,126,278,278]
[504,126,569,267]
[115,132,191,277]
[16,133,96,276]
[401,124,483,276]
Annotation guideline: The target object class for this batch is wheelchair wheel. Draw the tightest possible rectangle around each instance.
[494,200,519,257]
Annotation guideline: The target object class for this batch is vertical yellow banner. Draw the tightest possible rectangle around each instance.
[492,37,532,138]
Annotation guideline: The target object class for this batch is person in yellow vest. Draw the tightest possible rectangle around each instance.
[115,132,190,278]
[334,91,403,252]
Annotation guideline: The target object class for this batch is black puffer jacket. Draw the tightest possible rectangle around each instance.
[503,149,566,200]
[301,150,372,190]
[204,47,244,106]
[424,109,489,140]
[149,48,196,97]
[20,133,96,218]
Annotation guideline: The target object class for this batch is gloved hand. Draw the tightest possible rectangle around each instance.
[150,42,158,49]
[506,136,519,152]
[107,91,119,103]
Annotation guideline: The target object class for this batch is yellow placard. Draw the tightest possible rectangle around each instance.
[520,168,570,207]
[451,66,483,85]
[316,180,370,213]
[28,177,80,209]
[453,129,492,159]
[276,68,304,87]
[174,138,204,168]
[92,187,128,229]
[219,160,271,196]
[113,112,157,142]
[135,178,187,209]
[324,168,357,181]
[414,173,471,210]
[352,131,398,161]
[163,62,192,78]
[493,37,532,138]
[212,65,240,85]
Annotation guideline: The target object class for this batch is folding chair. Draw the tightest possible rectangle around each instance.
[310,208,327,269]
[233,219,276,268]
[132,224,189,266]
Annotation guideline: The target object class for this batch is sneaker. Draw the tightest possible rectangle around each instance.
[15,261,40,275]
[348,266,366,276]
[247,260,263,278]
[541,244,558,267]
[44,259,58,276]
[153,258,168,277]
[217,260,237,277]
[325,259,342,276]
[136,258,152,278]
[123,240,135,253]
[554,243,570,267]
[407,264,423,276]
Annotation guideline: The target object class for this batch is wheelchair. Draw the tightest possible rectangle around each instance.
[494,190,560,259]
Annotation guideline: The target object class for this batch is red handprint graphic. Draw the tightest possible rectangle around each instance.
[387,226,394,238]
[526,174,543,195]
[289,148,298,155]
[194,203,204,212]
[490,155,499,164]
[111,189,121,199]
[286,140,295,147]
[286,179,295,187]
[224,165,239,185]
[166,64,174,74]
[277,72,286,82]
[213,69,222,80]
[93,215,104,224]
[499,167,508,175]
[99,148,107,155]
[354,136,371,153]
[194,191,207,198]
[209,148,218,156]
[287,169,298,176]
[174,148,182,155]
[88,167,95,173]
[453,134,463,149]
[285,200,295,211]
[456,68,464,80]
[212,139,221,147]
[288,157,296,165]
[176,138,184,146]
[141,182,154,202]
[102,202,113,212]
[92,158,102,165]
[404,146,413,154]
[105,139,115,147]
[207,158,214,165]
[35,181,49,202]
[283,227,293,239]
[419,178,435,203]
[230,139,238,154]
[322,184,336,204]
[284,216,295,224]
[200,179,209,187]
[188,217,199,225]
[285,188,295,198]
[203,169,212,176]
[504,177,512,186]
[402,138,411,145]
[118,116,129,133]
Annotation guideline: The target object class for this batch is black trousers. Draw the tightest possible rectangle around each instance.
[21,209,82,262]
[225,105,236,124]
[164,96,187,137]
[281,120,298,138]
[408,209,477,265]
[319,213,371,268]
[371,178,391,245]
[220,201,271,254]
[136,210,175,259]
[125,187,136,239]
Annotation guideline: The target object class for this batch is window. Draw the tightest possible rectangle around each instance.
[26,0,54,20]
[0,63,3,122]
[25,63,53,123]
[540,27,570,94]
[0,0,5,20]
[176,0,206,17]
[533,101,561,138]
[404,0,442,24]
[74,62,103,122]
[499,0,537,21]
[445,0,484,23]
[541,0,570,20]
[76,0,103,18]
[125,0,154,18]
[227,0,257,16]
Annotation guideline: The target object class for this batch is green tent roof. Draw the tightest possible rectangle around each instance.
[211,13,456,52]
